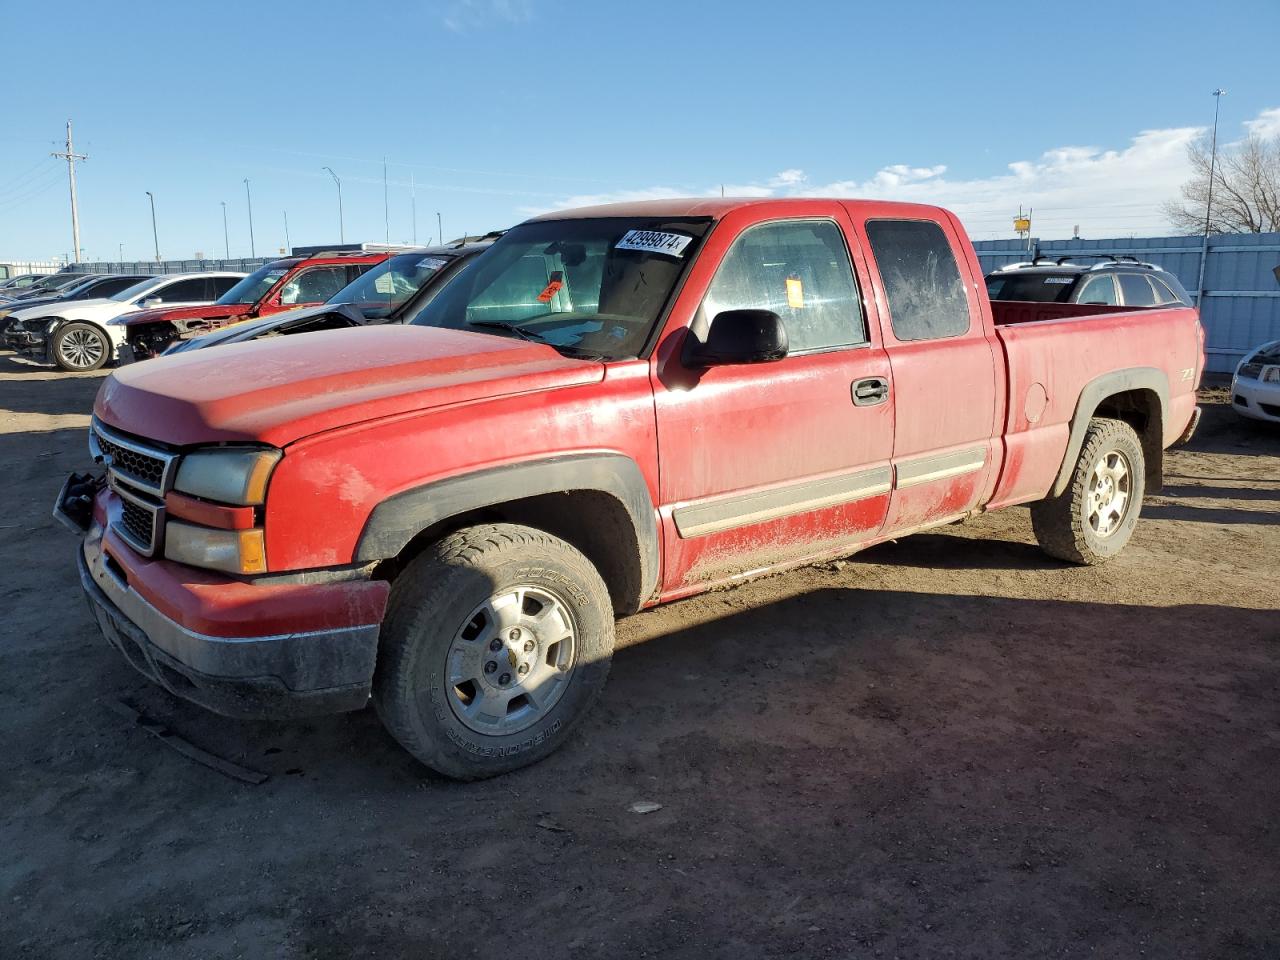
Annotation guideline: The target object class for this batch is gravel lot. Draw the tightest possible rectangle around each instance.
[1,358,1277,959]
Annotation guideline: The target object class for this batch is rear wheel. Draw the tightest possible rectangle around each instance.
[52,321,109,372]
[1031,417,1145,565]
[373,523,615,779]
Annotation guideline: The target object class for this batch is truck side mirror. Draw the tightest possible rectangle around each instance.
[682,309,788,367]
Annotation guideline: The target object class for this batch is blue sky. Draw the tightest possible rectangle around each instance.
[1,0,1277,262]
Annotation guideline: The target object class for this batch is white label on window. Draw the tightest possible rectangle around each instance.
[1044,277,1073,284]
[416,257,449,271]
[615,230,692,258]
[374,273,396,294]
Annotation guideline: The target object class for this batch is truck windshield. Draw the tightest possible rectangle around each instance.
[216,263,290,305]
[410,217,711,360]
[986,273,1079,303]
[332,252,455,319]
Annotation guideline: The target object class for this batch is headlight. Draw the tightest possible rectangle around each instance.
[173,448,281,505]
[1264,367,1280,383]
[165,521,267,574]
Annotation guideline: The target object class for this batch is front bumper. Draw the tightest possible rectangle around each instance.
[1231,376,1280,423]
[2,328,46,353]
[76,515,386,719]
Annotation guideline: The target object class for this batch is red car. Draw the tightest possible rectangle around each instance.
[60,198,1203,779]
[118,251,390,359]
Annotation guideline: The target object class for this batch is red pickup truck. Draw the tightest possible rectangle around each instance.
[117,251,388,359]
[60,198,1203,779]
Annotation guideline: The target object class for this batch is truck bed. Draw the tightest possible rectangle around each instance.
[990,299,1135,326]
[986,302,1202,511]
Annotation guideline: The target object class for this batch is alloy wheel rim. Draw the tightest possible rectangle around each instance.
[1087,450,1131,538]
[60,329,103,368]
[445,585,578,736]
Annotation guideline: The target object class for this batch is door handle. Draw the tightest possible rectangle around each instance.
[852,377,889,406]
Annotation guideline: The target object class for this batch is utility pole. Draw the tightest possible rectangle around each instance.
[437,211,442,246]
[410,171,417,245]
[51,119,88,263]
[145,191,160,262]
[323,166,344,242]
[283,210,291,252]
[1195,88,1227,307]
[118,242,123,263]
[243,178,256,257]
[220,201,230,259]
[382,157,390,244]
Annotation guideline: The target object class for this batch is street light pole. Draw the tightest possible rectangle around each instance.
[1195,88,1226,306]
[437,211,442,246]
[220,201,230,259]
[145,191,160,262]
[322,166,344,242]
[243,178,256,258]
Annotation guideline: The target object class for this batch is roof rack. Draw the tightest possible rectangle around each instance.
[1034,253,1160,270]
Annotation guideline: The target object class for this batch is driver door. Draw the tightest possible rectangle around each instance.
[651,207,895,596]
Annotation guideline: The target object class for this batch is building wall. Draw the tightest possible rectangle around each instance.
[973,233,1280,374]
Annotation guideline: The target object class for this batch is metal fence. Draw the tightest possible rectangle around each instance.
[973,233,1280,374]
[71,257,274,275]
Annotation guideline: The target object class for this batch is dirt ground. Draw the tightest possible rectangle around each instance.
[1,358,1277,960]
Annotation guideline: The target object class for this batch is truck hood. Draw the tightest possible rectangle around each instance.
[118,302,253,327]
[95,324,605,447]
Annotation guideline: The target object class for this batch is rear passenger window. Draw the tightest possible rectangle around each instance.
[152,278,208,303]
[702,220,865,353]
[1118,274,1157,307]
[1149,276,1183,305]
[865,220,969,341]
[1077,274,1118,305]
[211,276,242,298]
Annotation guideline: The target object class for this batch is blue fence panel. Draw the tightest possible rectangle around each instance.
[973,233,1280,374]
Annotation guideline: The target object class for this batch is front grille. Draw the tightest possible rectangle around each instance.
[1261,403,1280,418]
[119,496,156,549]
[91,419,176,556]
[94,431,167,488]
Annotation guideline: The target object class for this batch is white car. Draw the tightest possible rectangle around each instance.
[5,272,245,371]
[1231,339,1280,424]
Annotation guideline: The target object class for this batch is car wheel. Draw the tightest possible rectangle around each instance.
[52,322,110,372]
[373,523,615,779]
[1031,417,1145,565]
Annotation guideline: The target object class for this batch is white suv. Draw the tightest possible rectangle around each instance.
[7,272,245,371]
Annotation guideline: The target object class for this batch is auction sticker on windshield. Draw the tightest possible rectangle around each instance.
[615,230,692,258]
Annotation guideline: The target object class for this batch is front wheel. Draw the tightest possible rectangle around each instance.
[51,321,110,372]
[373,523,615,779]
[1031,417,1146,565]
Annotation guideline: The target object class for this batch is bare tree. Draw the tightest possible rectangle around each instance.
[1163,133,1280,234]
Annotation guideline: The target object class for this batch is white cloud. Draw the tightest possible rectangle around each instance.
[524,107,1279,239]
[442,0,532,33]
[1244,107,1280,139]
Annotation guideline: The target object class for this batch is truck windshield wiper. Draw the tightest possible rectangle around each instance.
[466,318,542,343]
[465,319,605,360]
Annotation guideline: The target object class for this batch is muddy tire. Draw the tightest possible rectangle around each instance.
[373,523,615,780]
[1031,417,1145,565]
[52,321,110,372]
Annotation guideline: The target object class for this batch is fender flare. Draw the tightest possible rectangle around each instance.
[1051,366,1169,497]
[355,452,660,604]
